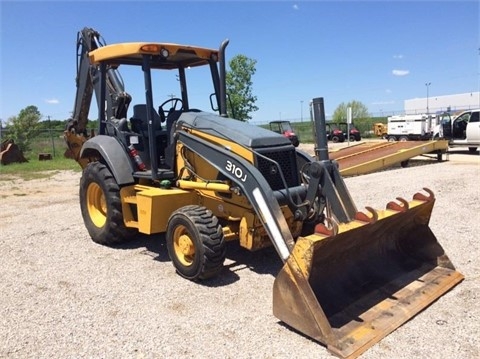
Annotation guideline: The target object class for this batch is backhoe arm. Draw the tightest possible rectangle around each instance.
[65,27,131,166]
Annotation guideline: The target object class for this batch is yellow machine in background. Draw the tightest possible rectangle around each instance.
[372,122,388,138]
[65,28,463,358]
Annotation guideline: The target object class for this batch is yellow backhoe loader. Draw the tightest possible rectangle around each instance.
[65,27,463,358]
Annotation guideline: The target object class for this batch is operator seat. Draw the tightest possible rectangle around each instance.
[130,104,168,168]
[130,104,166,137]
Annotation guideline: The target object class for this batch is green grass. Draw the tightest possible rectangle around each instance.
[0,156,80,181]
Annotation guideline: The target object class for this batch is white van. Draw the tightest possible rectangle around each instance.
[435,109,480,152]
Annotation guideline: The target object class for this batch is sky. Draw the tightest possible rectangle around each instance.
[1,0,479,124]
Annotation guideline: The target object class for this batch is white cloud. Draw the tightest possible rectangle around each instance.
[393,54,404,59]
[45,98,59,104]
[392,69,409,76]
[385,89,392,94]
[293,4,299,10]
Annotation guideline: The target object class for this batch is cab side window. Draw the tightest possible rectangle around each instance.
[458,113,470,122]
[469,111,479,123]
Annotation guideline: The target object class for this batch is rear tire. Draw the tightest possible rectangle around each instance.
[166,205,226,281]
[387,136,397,142]
[80,162,137,245]
[399,136,409,142]
[331,136,340,143]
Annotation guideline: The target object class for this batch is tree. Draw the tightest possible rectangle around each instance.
[332,100,370,123]
[225,55,259,121]
[6,105,42,152]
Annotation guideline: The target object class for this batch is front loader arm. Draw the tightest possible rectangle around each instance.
[177,131,295,261]
[176,123,358,261]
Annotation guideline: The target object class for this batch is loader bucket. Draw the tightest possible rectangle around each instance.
[273,189,464,359]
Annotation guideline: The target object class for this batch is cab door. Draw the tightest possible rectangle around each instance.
[440,113,452,139]
[465,111,480,143]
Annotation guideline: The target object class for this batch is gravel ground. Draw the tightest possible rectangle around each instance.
[0,146,479,359]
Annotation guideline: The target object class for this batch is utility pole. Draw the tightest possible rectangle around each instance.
[425,82,431,114]
[425,82,432,133]
[300,100,304,122]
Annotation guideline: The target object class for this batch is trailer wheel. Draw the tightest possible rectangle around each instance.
[468,147,478,153]
[166,205,226,281]
[387,136,397,142]
[399,136,409,142]
[80,162,137,245]
[400,160,409,168]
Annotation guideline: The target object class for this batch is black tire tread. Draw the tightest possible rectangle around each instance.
[167,205,226,280]
[80,162,136,245]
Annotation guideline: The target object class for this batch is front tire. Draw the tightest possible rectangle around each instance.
[166,205,226,281]
[80,162,137,245]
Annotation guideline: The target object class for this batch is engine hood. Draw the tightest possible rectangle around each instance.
[177,111,293,149]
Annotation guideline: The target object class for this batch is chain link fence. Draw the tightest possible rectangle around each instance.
[0,128,94,159]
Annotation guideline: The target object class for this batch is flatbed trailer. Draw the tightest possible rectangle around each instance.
[329,140,449,176]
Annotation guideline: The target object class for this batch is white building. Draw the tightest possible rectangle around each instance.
[404,92,480,115]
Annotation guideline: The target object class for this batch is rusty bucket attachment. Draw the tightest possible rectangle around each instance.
[273,189,464,359]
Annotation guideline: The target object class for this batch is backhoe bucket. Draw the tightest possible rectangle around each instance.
[273,189,463,359]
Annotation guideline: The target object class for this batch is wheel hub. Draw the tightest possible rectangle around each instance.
[173,228,196,266]
[86,182,107,228]
[178,234,195,256]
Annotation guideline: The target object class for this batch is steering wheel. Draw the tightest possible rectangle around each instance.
[158,98,183,123]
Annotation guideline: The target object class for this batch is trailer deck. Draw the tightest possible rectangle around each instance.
[328,140,449,176]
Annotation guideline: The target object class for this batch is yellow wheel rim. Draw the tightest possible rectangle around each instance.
[86,182,107,228]
[173,225,196,267]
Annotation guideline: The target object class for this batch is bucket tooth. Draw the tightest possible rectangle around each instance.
[387,197,409,212]
[315,218,338,236]
[355,206,378,223]
[413,187,435,201]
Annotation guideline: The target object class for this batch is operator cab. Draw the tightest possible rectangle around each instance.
[87,40,229,180]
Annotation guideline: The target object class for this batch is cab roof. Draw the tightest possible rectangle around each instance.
[88,42,219,69]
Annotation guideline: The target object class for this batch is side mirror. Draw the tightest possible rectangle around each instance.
[209,93,219,112]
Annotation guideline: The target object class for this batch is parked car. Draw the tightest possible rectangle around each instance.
[434,109,480,152]
[325,123,345,143]
[269,120,299,147]
[338,122,361,141]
